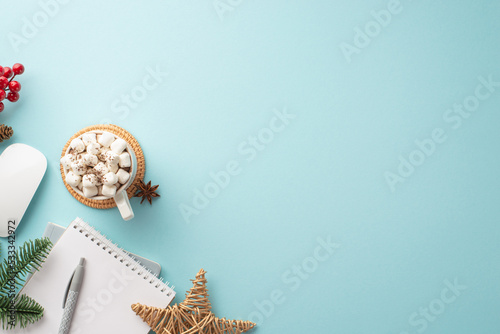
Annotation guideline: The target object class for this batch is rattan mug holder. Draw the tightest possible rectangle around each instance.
[60,124,145,209]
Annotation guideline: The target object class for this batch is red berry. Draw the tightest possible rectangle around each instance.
[0,77,7,90]
[7,92,19,102]
[0,102,3,112]
[12,63,24,75]
[0,90,5,101]
[2,67,12,79]
[0,66,3,76]
[9,81,21,93]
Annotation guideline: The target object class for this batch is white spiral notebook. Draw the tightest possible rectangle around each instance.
[13,218,175,334]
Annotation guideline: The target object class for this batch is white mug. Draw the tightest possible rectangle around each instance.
[64,131,137,221]
[112,146,137,220]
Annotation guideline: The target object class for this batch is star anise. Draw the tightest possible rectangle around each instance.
[133,180,160,205]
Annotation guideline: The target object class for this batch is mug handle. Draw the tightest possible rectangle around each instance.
[114,190,134,221]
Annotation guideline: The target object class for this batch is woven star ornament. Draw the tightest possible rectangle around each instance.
[132,269,256,334]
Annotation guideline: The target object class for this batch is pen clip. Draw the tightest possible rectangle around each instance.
[62,269,76,308]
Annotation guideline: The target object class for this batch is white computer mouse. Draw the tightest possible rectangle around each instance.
[0,143,47,237]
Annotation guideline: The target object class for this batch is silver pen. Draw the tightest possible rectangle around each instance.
[58,258,85,334]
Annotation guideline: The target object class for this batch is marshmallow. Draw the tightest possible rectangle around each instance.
[105,151,120,165]
[82,174,99,187]
[87,142,101,155]
[81,133,97,146]
[70,138,85,153]
[77,182,83,191]
[94,162,109,177]
[60,155,74,169]
[108,163,118,173]
[85,167,95,175]
[111,138,127,155]
[98,132,115,147]
[83,186,98,198]
[102,184,117,197]
[67,153,77,162]
[102,172,119,185]
[97,148,110,162]
[82,154,98,167]
[97,185,104,196]
[116,169,130,184]
[119,152,131,168]
[65,171,81,187]
[71,161,87,175]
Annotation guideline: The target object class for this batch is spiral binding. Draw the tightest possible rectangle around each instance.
[72,218,175,296]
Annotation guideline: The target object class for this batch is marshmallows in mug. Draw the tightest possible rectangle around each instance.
[62,131,132,198]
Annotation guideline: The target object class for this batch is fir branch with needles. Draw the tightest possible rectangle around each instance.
[0,238,53,329]
[0,294,44,329]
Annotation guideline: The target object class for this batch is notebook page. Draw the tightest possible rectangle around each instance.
[11,218,175,334]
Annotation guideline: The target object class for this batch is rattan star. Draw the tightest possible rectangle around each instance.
[133,180,160,205]
[132,269,256,334]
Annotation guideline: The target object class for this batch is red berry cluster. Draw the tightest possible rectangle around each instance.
[0,63,24,112]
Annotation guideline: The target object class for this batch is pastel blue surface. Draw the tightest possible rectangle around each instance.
[1,1,499,333]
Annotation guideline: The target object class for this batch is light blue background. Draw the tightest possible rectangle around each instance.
[1,0,499,333]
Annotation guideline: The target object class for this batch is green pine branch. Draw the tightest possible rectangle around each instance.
[0,238,53,296]
[0,238,53,329]
[0,294,44,329]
